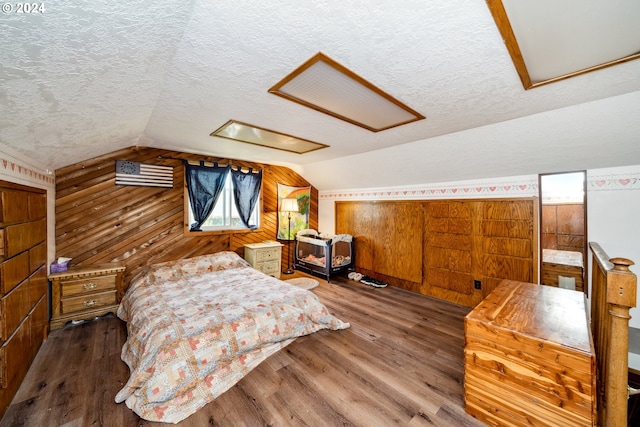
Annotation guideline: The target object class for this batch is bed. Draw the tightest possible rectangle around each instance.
[114,251,349,423]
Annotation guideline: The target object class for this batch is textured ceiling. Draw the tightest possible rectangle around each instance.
[1,0,640,190]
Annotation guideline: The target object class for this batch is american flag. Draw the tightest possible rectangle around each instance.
[115,160,173,188]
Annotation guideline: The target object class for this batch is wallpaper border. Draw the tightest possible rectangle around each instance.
[588,172,640,192]
[320,176,539,201]
[0,155,55,186]
[320,172,640,201]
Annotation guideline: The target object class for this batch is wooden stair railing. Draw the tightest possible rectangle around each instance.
[589,242,637,427]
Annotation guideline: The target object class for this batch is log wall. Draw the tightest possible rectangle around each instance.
[54,147,317,287]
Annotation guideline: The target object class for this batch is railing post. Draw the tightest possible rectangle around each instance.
[606,257,636,427]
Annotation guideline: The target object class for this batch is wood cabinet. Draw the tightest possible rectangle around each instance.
[244,242,283,278]
[49,263,126,330]
[542,248,584,292]
[335,198,537,307]
[464,280,595,427]
[0,181,48,418]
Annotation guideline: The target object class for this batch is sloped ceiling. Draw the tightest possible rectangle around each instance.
[1,0,640,190]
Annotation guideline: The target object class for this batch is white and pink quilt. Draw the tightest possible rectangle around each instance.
[115,251,349,423]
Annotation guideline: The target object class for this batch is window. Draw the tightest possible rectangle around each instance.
[186,173,260,232]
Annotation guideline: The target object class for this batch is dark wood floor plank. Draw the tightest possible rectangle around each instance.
[1,272,486,427]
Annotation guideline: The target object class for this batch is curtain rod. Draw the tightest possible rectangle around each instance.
[156,155,261,173]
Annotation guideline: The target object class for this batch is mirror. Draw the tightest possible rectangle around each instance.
[539,171,587,294]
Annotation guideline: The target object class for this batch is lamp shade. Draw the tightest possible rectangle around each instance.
[280,198,299,213]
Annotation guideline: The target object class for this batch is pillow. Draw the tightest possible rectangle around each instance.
[140,251,251,284]
[178,251,251,277]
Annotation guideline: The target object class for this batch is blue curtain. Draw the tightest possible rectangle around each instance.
[183,160,229,231]
[230,167,262,229]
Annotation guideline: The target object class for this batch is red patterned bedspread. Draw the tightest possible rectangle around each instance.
[115,251,349,423]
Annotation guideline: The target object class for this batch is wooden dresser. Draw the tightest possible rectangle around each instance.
[49,262,126,330]
[464,280,595,427]
[244,242,283,278]
[0,181,48,418]
[542,249,584,292]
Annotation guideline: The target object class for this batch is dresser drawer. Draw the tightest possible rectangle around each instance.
[244,243,282,279]
[61,275,116,297]
[256,247,280,262]
[256,260,280,275]
[61,290,116,314]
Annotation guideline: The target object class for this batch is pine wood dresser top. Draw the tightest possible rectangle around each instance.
[466,279,592,354]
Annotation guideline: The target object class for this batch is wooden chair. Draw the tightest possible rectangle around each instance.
[589,242,638,426]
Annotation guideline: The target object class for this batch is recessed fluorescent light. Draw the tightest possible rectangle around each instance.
[269,52,425,132]
[210,120,328,154]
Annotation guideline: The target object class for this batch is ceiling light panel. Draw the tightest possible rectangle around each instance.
[211,120,328,154]
[269,52,425,132]
[487,0,640,89]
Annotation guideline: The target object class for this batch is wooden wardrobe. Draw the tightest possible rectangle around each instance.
[336,198,537,308]
[0,181,48,417]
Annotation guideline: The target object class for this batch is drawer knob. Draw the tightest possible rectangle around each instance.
[84,299,97,307]
[83,282,97,290]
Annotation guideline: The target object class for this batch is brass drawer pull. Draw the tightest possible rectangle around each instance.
[82,282,97,290]
[83,299,97,307]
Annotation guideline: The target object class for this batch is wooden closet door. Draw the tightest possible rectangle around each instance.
[374,202,422,283]
[480,199,536,296]
[423,200,482,307]
[335,201,374,272]
[335,201,423,284]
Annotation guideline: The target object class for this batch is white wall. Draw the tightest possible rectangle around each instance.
[302,91,640,193]
[318,164,640,327]
[587,165,640,328]
[0,144,56,267]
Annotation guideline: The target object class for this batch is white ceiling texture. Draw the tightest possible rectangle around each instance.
[1,0,640,190]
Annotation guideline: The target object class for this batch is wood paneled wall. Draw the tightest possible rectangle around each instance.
[336,202,423,284]
[54,147,317,287]
[541,203,585,252]
[336,198,537,307]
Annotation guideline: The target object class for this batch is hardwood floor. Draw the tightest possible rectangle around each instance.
[1,272,486,427]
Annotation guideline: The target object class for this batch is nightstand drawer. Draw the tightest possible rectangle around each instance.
[256,247,280,262]
[257,260,280,275]
[61,290,116,314]
[61,275,116,297]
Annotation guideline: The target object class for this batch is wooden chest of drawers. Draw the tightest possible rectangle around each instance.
[542,249,584,292]
[464,280,595,427]
[0,182,48,418]
[244,242,283,279]
[49,262,126,330]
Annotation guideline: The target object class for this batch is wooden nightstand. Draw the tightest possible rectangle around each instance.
[49,262,126,330]
[244,242,284,279]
